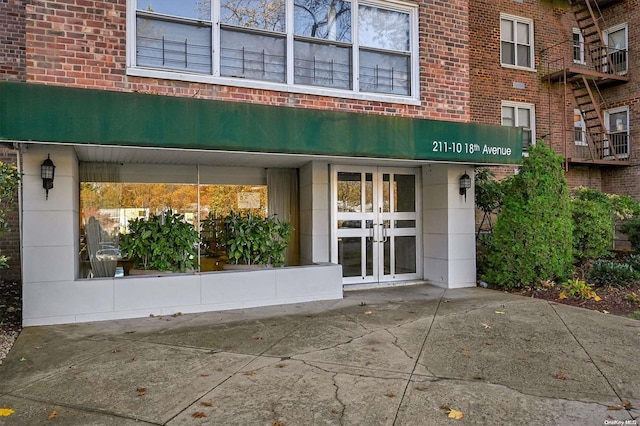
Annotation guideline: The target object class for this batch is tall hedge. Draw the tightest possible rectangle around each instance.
[484,143,573,288]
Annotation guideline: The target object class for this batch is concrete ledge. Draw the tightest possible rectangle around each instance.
[22,263,343,326]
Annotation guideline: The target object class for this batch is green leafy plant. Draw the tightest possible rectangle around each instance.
[484,142,573,288]
[222,212,293,267]
[474,168,505,235]
[621,216,640,253]
[119,210,199,272]
[626,293,640,304]
[0,162,20,269]
[570,197,613,263]
[588,259,639,287]
[560,278,599,300]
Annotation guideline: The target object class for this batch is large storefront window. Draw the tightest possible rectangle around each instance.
[80,180,268,278]
[132,0,417,98]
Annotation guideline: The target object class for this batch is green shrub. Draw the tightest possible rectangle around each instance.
[570,198,613,263]
[588,259,639,287]
[476,233,494,278]
[561,278,598,300]
[621,216,640,253]
[625,254,640,272]
[119,210,199,272]
[484,142,573,288]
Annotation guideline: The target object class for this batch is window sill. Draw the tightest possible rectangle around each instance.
[500,64,537,73]
[127,67,422,106]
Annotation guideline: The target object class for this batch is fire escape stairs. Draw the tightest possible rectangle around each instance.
[562,0,628,164]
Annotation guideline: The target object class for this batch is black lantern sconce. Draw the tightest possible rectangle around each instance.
[459,171,471,202]
[41,154,55,200]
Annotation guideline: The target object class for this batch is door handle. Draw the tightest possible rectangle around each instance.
[380,222,388,243]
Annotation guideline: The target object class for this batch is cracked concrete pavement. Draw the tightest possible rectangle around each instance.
[0,284,638,425]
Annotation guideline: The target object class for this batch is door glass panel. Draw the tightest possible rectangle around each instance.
[395,174,415,212]
[365,173,373,213]
[338,237,361,277]
[366,237,374,276]
[383,239,390,275]
[395,236,416,274]
[338,220,361,229]
[395,220,416,228]
[382,174,390,212]
[338,172,362,212]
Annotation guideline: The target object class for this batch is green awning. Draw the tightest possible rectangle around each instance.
[0,82,521,164]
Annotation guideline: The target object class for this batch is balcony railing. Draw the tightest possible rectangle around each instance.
[541,39,628,80]
[568,130,630,163]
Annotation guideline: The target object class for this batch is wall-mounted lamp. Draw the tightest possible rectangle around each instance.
[459,171,471,202]
[41,154,55,200]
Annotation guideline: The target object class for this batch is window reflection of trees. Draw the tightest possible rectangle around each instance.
[294,0,351,42]
[221,0,286,32]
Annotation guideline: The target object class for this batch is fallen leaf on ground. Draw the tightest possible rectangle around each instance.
[448,409,464,420]
[473,375,484,380]
[415,386,428,391]
[558,292,567,300]
[494,311,505,314]
[0,408,15,417]
[277,364,287,368]
[385,392,396,398]
[136,387,146,397]
[273,421,285,426]
[47,410,58,420]
[192,412,206,418]
[622,401,633,409]
[201,401,213,407]
[594,295,602,302]
[554,373,568,380]
[244,371,257,376]
[607,406,622,411]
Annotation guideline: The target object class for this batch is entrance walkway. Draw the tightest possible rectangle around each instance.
[0,285,638,425]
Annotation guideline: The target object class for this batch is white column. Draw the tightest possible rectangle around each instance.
[299,161,330,264]
[422,164,476,288]
[21,144,114,325]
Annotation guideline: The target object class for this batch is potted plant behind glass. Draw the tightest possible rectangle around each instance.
[221,211,293,269]
[119,209,199,274]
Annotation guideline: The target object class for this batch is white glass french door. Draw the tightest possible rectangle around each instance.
[331,166,421,285]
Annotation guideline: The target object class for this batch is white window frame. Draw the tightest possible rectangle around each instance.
[501,101,535,151]
[604,105,630,158]
[574,108,586,146]
[573,28,584,64]
[126,0,420,105]
[500,14,535,71]
[603,23,628,75]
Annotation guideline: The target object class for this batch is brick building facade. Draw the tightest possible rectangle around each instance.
[1,0,523,325]
[470,0,639,198]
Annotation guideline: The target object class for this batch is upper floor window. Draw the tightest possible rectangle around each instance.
[574,109,586,145]
[500,14,534,70]
[502,101,535,151]
[603,23,628,75]
[573,28,584,64]
[131,0,417,99]
[604,106,629,158]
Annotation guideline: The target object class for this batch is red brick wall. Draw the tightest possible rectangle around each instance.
[0,0,26,81]
[0,146,21,282]
[22,0,471,122]
[470,0,640,200]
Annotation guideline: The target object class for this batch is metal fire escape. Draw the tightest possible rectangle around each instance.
[541,0,629,167]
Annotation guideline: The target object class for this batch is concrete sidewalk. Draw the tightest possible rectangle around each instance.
[0,285,638,425]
